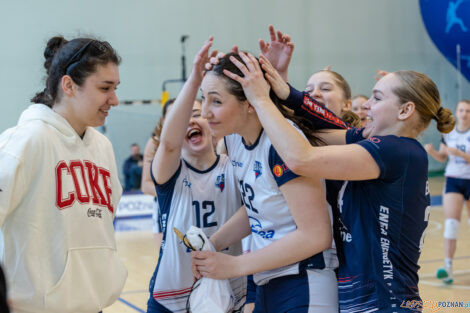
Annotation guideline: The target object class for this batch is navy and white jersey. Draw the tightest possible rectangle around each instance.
[443,128,470,179]
[337,128,430,313]
[225,124,337,286]
[148,155,244,312]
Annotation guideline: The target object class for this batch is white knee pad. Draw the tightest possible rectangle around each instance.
[444,218,460,239]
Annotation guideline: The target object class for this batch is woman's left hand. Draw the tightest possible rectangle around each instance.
[191,250,240,280]
[223,52,271,108]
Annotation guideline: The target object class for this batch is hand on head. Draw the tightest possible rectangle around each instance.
[191,37,218,82]
[204,45,239,71]
[259,54,290,100]
[222,52,271,107]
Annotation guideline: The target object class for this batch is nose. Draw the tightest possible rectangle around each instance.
[310,87,322,99]
[201,102,213,119]
[362,98,371,110]
[109,91,119,107]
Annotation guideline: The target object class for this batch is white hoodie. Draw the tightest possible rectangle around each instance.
[0,104,127,313]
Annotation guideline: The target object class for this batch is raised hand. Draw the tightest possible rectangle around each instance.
[375,69,389,81]
[191,37,217,82]
[259,25,294,81]
[259,54,290,100]
[204,45,239,71]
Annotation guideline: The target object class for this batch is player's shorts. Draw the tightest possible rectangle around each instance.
[246,274,257,304]
[147,296,172,313]
[253,268,338,313]
[445,177,470,200]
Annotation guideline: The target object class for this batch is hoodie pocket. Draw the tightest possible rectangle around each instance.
[44,247,127,312]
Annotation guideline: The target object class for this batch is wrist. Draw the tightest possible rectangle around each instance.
[233,255,245,277]
[209,235,222,252]
[251,97,274,109]
[188,71,203,84]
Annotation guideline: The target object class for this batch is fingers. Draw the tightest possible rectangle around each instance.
[209,49,218,59]
[231,45,239,54]
[259,39,267,53]
[223,69,244,84]
[276,30,284,42]
[259,54,276,74]
[229,53,250,76]
[375,69,389,81]
[205,51,225,71]
[268,24,276,41]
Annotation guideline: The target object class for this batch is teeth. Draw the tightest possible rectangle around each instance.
[188,129,201,137]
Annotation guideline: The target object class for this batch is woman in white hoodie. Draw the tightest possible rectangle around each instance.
[0,36,127,313]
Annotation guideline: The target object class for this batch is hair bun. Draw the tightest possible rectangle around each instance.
[436,107,455,134]
[44,36,68,72]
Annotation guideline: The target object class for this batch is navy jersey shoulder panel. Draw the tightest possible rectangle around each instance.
[354,135,409,181]
[268,144,299,187]
[154,160,183,216]
[346,127,365,144]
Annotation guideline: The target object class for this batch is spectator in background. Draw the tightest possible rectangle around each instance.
[351,94,370,127]
[123,143,143,191]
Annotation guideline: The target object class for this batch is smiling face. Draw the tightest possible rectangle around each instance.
[362,73,405,138]
[200,72,250,139]
[305,71,350,116]
[182,100,214,155]
[66,62,120,135]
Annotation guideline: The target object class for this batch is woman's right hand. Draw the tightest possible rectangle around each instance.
[223,52,272,107]
[190,37,218,83]
[259,54,290,100]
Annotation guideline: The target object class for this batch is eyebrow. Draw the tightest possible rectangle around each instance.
[372,89,384,96]
[200,89,221,96]
[102,80,120,85]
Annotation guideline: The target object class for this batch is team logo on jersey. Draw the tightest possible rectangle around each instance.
[249,216,275,239]
[272,164,284,177]
[215,174,225,192]
[183,178,192,188]
[368,137,381,144]
[253,161,262,179]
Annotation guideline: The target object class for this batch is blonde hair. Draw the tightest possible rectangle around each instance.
[392,71,455,134]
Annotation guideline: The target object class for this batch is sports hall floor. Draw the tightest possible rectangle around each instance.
[105,176,470,313]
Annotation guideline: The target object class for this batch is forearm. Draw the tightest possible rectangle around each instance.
[427,149,447,162]
[210,205,250,251]
[141,180,156,196]
[158,74,200,151]
[234,226,331,277]
[283,84,347,129]
[457,150,470,163]
[252,98,313,172]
